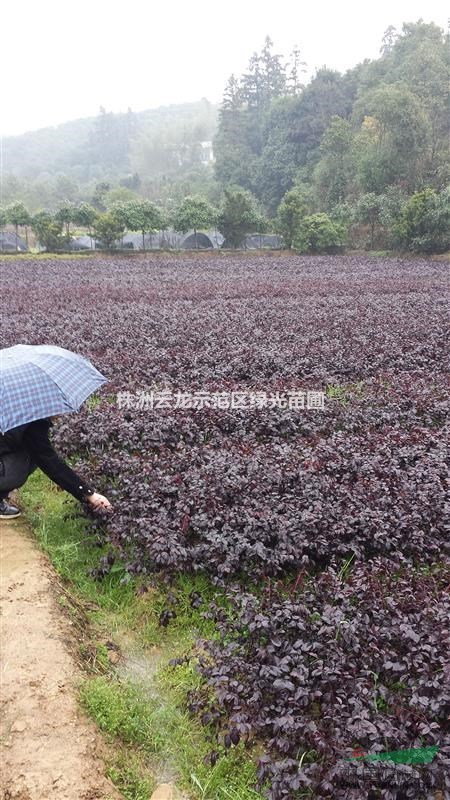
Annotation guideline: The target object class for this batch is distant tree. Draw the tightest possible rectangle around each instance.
[329,201,355,227]
[173,195,217,248]
[92,181,112,211]
[93,212,126,249]
[380,25,399,56]
[108,201,130,227]
[31,212,64,252]
[378,186,407,232]
[394,187,450,253]
[256,68,357,210]
[88,107,133,171]
[6,202,31,250]
[1,175,24,206]
[214,99,258,193]
[287,45,307,96]
[72,203,99,248]
[293,213,347,253]
[23,178,54,213]
[108,201,132,247]
[104,186,138,206]
[279,67,355,163]
[353,85,429,193]
[0,207,7,250]
[217,187,262,248]
[120,172,141,190]
[355,193,383,248]
[215,38,288,195]
[241,36,286,113]
[258,97,301,212]
[314,116,355,208]
[54,175,79,204]
[275,188,307,248]
[124,199,164,249]
[254,211,269,248]
[141,200,165,249]
[55,203,78,242]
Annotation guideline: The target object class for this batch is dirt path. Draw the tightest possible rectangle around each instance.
[0,517,122,800]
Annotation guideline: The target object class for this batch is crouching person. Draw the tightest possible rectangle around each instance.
[0,416,111,519]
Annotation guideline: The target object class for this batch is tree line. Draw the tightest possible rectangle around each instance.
[0,190,267,252]
[2,184,449,256]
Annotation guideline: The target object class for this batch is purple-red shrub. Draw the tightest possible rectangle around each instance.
[1,253,448,798]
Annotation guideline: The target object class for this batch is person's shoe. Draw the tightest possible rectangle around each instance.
[0,500,21,518]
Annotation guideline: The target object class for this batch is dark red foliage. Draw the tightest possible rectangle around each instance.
[193,562,450,798]
[1,253,448,798]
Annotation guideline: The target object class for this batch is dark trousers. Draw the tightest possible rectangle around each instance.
[0,451,37,501]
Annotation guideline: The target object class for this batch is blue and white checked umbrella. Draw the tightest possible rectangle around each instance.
[0,344,108,433]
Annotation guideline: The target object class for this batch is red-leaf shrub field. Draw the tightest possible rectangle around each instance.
[1,254,449,799]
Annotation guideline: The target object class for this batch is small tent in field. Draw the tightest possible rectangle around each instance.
[181,230,224,249]
[69,235,93,250]
[122,231,184,250]
[222,233,283,249]
[0,232,28,252]
[244,233,283,249]
[181,232,214,249]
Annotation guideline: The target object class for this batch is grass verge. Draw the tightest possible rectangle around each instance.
[17,470,263,800]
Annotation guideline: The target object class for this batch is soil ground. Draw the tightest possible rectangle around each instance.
[0,516,122,800]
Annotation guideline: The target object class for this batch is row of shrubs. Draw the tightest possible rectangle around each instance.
[277,186,450,254]
[1,186,449,255]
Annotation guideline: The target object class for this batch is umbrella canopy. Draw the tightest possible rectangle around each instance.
[0,344,108,433]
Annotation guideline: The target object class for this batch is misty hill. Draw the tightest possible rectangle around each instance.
[3,99,218,189]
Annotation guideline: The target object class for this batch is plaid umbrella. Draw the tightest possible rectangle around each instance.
[0,344,108,433]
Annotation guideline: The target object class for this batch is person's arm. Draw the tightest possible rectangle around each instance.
[22,419,111,510]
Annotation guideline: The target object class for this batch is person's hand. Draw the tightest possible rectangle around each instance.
[85,492,112,512]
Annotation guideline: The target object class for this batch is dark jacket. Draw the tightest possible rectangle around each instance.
[0,418,95,502]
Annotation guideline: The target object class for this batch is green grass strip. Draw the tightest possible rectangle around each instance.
[18,470,263,800]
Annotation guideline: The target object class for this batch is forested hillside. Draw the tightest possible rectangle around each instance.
[2,20,449,253]
[214,22,449,214]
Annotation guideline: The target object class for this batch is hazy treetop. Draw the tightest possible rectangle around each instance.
[2,0,447,136]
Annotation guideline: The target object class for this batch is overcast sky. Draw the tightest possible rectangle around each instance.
[1,0,447,136]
